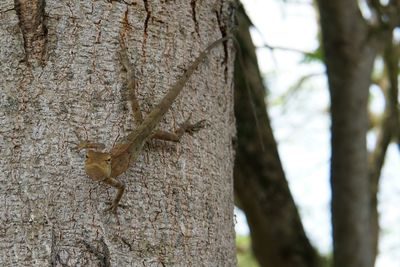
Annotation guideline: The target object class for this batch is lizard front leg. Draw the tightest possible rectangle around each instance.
[102,177,125,213]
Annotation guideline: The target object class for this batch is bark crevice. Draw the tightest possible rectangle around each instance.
[14,0,47,65]
[190,0,199,36]
[142,0,151,59]
[214,8,228,80]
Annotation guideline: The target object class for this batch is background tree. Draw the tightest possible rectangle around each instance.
[234,4,321,267]
[317,0,400,266]
[317,0,377,266]
[0,0,236,265]
[236,1,400,266]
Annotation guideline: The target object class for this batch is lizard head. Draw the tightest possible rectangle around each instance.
[84,150,112,181]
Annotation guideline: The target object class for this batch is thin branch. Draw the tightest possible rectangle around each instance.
[368,35,399,262]
[369,36,399,183]
[367,0,400,28]
[258,43,314,55]
[271,72,324,111]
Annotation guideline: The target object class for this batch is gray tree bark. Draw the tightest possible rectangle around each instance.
[0,1,236,266]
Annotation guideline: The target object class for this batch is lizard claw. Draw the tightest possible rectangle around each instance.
[180,118,207,135]
[104,204,118,214]
[104,203,121,224]
[185,119,207,134]
[179,113,207,135]
[104,201,126,214]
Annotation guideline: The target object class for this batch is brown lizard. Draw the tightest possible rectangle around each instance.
[78,35,231,213]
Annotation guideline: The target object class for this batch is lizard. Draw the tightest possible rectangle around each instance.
[78,35,231,213]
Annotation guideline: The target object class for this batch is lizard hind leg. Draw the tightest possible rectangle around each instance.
[119,39,144,124]
[152,116,207,142]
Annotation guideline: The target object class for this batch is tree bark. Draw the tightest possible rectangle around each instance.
[316,1,377,266]
[0,0,236,266]
[233,6,321,267]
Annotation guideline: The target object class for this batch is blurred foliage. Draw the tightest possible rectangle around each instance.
[321,253,333,267]
[236,235,260,267]
[301,47,323,63]
[236,234,333,267]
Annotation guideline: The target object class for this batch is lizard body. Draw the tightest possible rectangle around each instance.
[79,35,230,212]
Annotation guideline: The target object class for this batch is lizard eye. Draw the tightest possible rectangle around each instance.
[106,158,111,163]
[85,154,89,159]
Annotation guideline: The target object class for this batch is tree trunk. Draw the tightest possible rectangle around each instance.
[316,1,378,266]
[0,1,236,266]
[233,5,321,267]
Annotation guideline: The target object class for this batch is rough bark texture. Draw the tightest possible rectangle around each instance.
[233,6,321,267]
[0,1,236,266]
[316,1,377,266]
